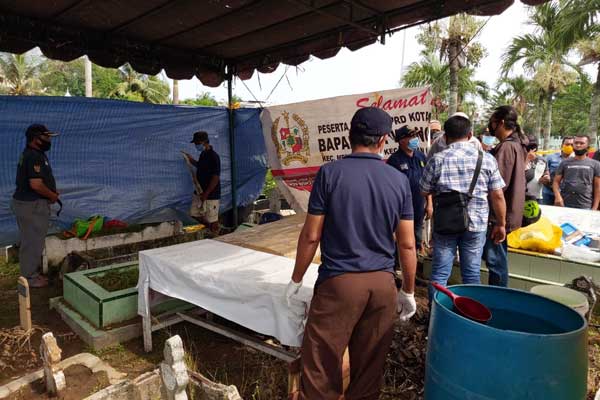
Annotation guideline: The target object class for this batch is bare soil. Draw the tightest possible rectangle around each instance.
[1,260,599,400]
[12,364,109,400]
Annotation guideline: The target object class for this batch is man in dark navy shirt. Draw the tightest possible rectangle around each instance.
[285,107,417,400]
[388,126,430,253]
[12,124,60,288]
[184,131,221,234]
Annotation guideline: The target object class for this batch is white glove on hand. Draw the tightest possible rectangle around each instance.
[397,289,417,322]
[285,279,303,308]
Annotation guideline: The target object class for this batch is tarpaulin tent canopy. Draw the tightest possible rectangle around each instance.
[0,0,549,226]
[0,0,548,87]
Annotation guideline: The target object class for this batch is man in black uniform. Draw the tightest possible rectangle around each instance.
[12,124,60,288]
[183,131,221,234]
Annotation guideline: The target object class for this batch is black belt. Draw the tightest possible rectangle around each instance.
[56,198,63,217]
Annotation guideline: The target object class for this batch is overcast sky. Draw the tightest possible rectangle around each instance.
[174,2,592,107]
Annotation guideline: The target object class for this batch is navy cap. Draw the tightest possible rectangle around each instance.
[350,107,392,136]
[394,125,417,141]
[25,124,58,141]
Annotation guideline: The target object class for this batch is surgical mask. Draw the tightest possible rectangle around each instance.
[195,144,205,152]
[408,137,420,150]
[561,145,573,155]
[482,135,496,146]
[378,151,385,159]
[38,139,51,152]
[574,148,588,156]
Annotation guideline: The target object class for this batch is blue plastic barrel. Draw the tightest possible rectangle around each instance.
[426,285,587,400]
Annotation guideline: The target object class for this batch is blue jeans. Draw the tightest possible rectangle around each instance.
[428,230,487,301]
[483,233,509,287]
[541,191,555,206]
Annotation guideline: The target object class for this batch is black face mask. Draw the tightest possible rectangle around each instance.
[38,139,51,152]
[574,148,588,156]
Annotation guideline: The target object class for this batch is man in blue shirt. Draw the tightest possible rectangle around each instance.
[540,136,573,205]
[388,126,431,253]
[285,107,417,400]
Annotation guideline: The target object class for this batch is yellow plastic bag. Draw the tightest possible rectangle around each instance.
[507,217,562,254]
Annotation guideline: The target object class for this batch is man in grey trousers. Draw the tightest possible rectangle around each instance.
[12,124,60,288]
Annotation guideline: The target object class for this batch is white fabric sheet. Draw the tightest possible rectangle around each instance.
[137,239,318,347]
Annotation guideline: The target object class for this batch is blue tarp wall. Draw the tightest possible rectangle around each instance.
[0,96,267,246]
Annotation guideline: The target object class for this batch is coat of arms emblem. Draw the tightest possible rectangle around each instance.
[271,111,310,165]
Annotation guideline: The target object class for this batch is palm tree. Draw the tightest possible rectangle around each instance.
[559,0,600,142]
[502,2,577,149]
[109,64,170,103]
[442,14,487,115]
[401,52,448,118]
[0,53,44,95]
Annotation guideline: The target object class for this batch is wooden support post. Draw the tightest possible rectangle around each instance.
[17,277,31,331]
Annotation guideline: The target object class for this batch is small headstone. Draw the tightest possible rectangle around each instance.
[160,335,189,400]
[17,277,31,331]
[40,332,65,395]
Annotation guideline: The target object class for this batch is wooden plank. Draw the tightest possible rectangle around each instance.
[216,213,321,263]
[17,277,31,332]
[177,311,298,363]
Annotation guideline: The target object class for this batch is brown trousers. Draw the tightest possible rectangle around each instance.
[299,271,397,400]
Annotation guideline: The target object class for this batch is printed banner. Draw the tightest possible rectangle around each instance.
[260,87,432,211]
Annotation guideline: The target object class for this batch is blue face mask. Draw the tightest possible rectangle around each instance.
[195,144,205,152]
[482,135,496,146]
[408,137,420,150]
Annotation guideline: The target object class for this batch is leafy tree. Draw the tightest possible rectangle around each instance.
[40,58,85,96]
[551,75,593,137]
[180,92,219,106]
[502,2,577,148]
[0,53,44,95]
[404,15,487,116]
[559,0,600,142]
[109,64,170,103]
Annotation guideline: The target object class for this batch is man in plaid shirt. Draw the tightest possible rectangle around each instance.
[420,114,507,301]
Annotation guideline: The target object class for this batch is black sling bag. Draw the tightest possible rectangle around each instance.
[433,150,483,235]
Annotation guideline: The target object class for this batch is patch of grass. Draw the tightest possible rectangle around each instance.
[0,261,19,280]
[89,268,139,292]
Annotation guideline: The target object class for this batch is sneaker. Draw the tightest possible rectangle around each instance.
[28,276,48,288]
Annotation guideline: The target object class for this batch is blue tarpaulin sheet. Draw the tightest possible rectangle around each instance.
[0,96,267,246]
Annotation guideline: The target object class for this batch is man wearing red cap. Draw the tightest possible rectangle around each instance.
[12,124,60,288]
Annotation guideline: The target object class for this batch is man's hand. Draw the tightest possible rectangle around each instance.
[491,224,506,244]
[539,173,551,186]
[397,289,417,322]
[554,197,565,207]
[284,279,302,308]
[48,192,59,204]
[425,203,433,220]
[182,151,194,161]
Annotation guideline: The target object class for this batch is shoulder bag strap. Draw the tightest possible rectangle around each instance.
[468,150,483,198]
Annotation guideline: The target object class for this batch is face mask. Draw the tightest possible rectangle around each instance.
[482,135,496,146]
[38,139,51,152]
[408,137,420,150]
[195,144,205,152]
[574,148,588,156]
[561,145,573,155]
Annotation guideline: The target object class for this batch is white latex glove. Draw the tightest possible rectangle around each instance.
[397,289,417,322]
[285,279,303,308]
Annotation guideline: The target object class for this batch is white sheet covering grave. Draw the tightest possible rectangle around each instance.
[137,239,319,347]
